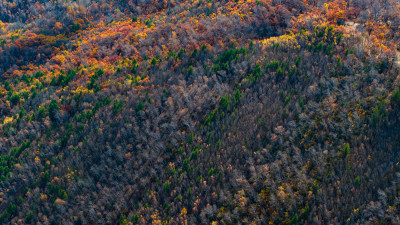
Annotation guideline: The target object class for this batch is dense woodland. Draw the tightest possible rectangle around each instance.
[0,0,400,224]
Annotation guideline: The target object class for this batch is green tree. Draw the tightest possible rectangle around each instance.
[163,180,171,192]
[354,176,361,186]
[131,214,139,224]
[37,106,47,119]
[25,211,34,223]
[392,88,400,104]
[343,143,350,157]
[10,93,20,105]
[48,100,59,121]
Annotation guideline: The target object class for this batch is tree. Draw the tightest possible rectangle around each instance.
[48,100,59,121]
[392,89,400,104]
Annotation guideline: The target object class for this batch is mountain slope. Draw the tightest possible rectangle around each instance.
[1,0,400,224]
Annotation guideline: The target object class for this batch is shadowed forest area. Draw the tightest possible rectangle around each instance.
[1,0,400,224]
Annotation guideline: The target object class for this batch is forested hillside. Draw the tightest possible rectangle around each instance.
[1,0,400,224]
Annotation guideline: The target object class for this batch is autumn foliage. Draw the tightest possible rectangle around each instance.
[0,0,400,224]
